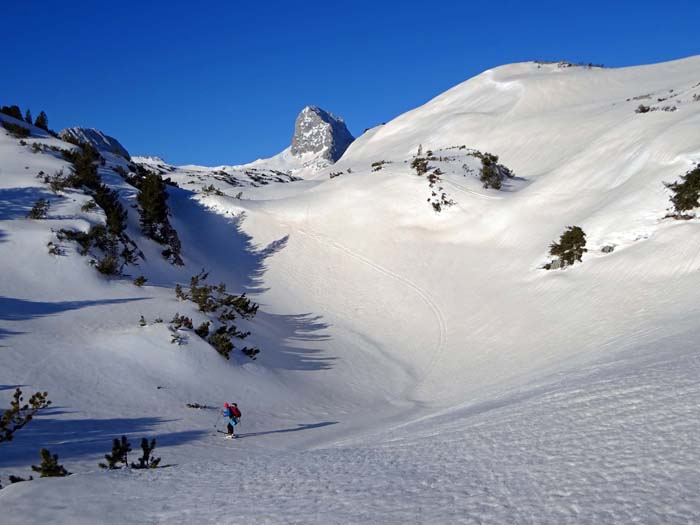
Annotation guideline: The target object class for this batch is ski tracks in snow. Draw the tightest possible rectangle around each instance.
[295,227,447,398]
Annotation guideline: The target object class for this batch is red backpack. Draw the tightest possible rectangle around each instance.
[230,403,241,418]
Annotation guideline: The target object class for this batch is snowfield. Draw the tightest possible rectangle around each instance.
[1,56,700,524]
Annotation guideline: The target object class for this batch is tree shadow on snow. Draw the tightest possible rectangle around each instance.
[0,187,66,220]
[255,311,336,371]
[167,190,287,295]
[237,421,337,439]
[0,384,26,391]
[0,327,24,346]
[0,408,205,468]
[0,296,150,321]
[168,189,336,371]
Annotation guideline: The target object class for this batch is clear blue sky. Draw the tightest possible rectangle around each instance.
[3,1,698,165]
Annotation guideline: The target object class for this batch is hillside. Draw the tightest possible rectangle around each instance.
[1,56,699,523]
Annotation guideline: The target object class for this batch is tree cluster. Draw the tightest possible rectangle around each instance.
[53,143,140,275]
[0,105,49,131]
[473,151,514,190]
[175,270,260,359]
[99,435,161,469]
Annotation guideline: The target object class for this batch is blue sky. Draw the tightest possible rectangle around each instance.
[3,1,698,165]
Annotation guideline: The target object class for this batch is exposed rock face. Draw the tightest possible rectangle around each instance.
[59,127,130,159]
[290,106,354,163]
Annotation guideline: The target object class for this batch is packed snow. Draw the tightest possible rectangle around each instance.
[1,56,700,524]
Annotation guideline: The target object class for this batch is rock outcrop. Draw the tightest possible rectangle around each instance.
[59,127,130,160]
[290,106,354,163]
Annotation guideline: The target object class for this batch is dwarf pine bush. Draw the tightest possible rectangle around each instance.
[27,198,50,219]
[31,448,70,477]
[131,438,161,469]
[549,226,587,268]
[0,389,51,443]
[100,435,132,469]
[665,166,700,215]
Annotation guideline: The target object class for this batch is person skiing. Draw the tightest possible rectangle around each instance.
[223,402,241,438]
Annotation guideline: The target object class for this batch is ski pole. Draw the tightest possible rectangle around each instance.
[213,412,221,429]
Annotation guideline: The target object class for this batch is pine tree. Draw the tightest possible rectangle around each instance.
[100,435,132,469]
[1,388,51,443]
[549,226,587,267]
[31,448,70,477]
[34,110,48,131]
[665,166,700,214]
[92,185,127,236]
[131,438,161,469]
[137,172,169,238]
[24,109,32,124]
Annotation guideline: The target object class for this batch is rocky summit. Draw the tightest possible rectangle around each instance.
[290,106,354,163]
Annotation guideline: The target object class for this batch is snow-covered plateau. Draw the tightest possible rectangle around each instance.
[1,56,700,524]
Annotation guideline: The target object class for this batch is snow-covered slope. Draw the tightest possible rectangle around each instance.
[1,56,700,524]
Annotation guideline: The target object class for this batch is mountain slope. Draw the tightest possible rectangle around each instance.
[1,56,699,523]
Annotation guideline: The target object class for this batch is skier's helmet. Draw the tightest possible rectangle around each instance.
[224,402,229,408]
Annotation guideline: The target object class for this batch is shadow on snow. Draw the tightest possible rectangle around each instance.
[168,188,335,372]
[0,408,205,468]
[236,421,337,439]
[0,187,66,220]
[0,296,150,322]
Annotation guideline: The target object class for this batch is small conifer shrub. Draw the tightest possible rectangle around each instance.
[194,321,210,338]
[95,254,120,275]
[170,313,194,330]
[31,448,70,477]
[0,389,51,443]
[99,435,132,469]
[548,226,587,268]
[411,157,429,176]
[208,331,234,359]
[8,474,33,484]
[241,346,260,360]
[665,166,700,216]
[80,199,97,212]
[27,198,50,219]
[131,438,161,469]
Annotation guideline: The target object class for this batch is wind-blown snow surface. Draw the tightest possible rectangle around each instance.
[2,57,700,523]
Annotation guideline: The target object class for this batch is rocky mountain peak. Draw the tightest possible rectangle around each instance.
[290,106,354,163]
